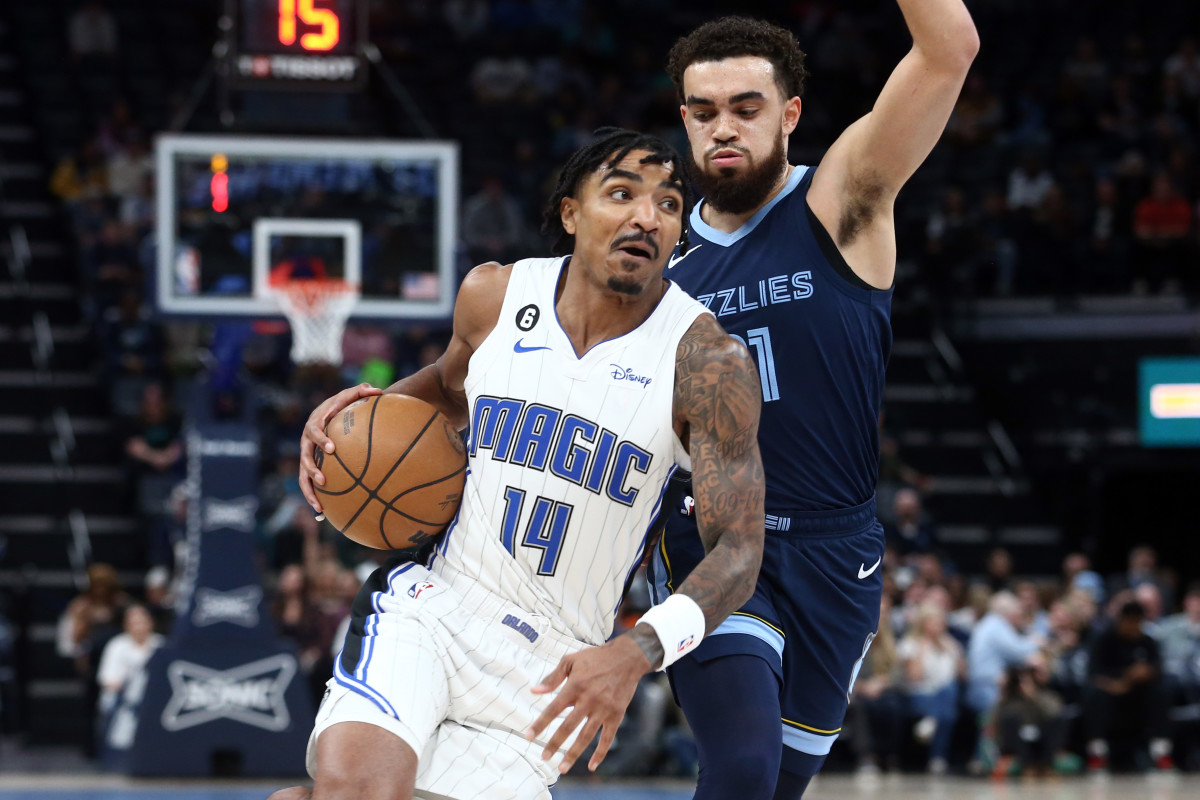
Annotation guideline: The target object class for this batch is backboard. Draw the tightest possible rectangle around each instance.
[154,134,459,320]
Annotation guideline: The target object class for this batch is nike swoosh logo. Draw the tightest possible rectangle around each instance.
[858,557,882,580]
[513,339,552,354]
[668,244,702,269]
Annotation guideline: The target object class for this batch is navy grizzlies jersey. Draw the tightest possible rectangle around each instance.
[669,165,893,514]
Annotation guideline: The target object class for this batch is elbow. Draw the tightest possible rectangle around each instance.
[919,21,979,73]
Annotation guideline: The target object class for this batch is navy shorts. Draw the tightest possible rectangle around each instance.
[650,495,884,772]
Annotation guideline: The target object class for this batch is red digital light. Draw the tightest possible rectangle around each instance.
[278,0,296,45]
[278,0,339,52]
[211,172,229,213]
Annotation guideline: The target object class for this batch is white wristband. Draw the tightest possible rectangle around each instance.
[637,594,706,671]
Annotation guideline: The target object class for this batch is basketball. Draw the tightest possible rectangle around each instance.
[314,394,467,550]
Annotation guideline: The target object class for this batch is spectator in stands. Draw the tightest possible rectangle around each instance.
[1062,553,1090,587]
[143,566,173,634]
[121,383,183,476]
[898,602,964,774]
[1153,581,1200,690]
[1132,171,1192,294]
[1164,38,1200,100]
[945,74,1002,147]
[1015,580,1051,638]
[967,590,1042,718]
[106,132,153,200]
[923,186,979,299]
[984,547,1014,592]
[273,564,321,668]
[101,288,163,383]
[849,593,903,775]
[49,140,108,211]
[67,2,118,61]
[1109,545,1174,613]
[81,219,139,317]
[993,665,1070,777]
[1063,38,1109,101]
[1007,151,1055,212]
[1083,178,1133,292]
[1084,600,1173,771]
[461,175,528,266]
[95,99,138,157]
[96,604,163,713]
[884,488,937,561]
[56,563,129,757]
[976,189,1019,295]
[469,40,533,104]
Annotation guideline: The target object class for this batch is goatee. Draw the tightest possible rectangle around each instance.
[692,136,788,215]
[607,276,644,296]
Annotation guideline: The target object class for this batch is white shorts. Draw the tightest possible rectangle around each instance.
[306,561,585,799]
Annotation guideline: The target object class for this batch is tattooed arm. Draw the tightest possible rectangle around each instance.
[629,313,766,668]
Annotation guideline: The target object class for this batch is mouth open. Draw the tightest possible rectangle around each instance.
[616,244,653,260]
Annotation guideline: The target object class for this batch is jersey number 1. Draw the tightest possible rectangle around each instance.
[500,487,573,576]
[730,326,780,402]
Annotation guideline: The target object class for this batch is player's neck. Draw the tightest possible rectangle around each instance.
[700,163,795,233]
[555,264,667,358]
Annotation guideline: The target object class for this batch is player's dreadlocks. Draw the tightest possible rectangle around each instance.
[667,16,809,102]
[541,127,694,257]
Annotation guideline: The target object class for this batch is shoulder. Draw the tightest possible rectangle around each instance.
[453,261,513,345]
[674,313,751,371]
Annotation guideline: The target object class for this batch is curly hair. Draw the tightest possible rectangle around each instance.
[666,16,809,102]
[541,127,694,257]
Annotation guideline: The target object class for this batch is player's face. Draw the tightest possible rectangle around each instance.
[561,152,685,296]
[680,57,802,213]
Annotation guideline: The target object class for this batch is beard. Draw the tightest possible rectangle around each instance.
[607,275,644,295]
[691,135,788,215]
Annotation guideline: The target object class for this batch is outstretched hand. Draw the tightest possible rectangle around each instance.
[526,635,651,774]
[298,383,383,512]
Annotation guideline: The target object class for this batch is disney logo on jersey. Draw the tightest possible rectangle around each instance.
[470,396,653,506]
[609,364,652,388]
[694,270,814,318]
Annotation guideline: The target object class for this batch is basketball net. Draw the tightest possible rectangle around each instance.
[271,279,359,366]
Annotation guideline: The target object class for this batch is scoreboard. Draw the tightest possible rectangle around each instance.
[228,0,368,89]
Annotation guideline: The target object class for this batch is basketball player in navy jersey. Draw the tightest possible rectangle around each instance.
[277,130,766,800]
[652,7,979,798]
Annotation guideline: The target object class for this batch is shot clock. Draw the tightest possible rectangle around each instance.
[227,0,368,89]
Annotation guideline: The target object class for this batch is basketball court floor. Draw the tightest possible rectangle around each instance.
[1,774,1199,800]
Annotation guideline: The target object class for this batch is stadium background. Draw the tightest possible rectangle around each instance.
[0,0,1199,795]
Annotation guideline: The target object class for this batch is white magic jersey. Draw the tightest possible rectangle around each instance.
[429,256,710,645]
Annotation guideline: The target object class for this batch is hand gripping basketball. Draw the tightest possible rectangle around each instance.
[300,383,383,514]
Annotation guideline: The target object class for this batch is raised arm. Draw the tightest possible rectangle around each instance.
[299,262,510,512]
[808,0,979,285]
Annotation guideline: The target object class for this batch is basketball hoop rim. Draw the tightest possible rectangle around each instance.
[270,278,360,315]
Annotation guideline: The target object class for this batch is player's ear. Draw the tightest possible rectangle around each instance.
[782,96,801,136]
[679,104,687,122]
[560,197,579,236]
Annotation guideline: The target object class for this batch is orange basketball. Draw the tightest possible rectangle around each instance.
[314,394,467,550]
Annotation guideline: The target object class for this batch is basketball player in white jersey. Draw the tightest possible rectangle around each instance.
[275,129,766,800]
